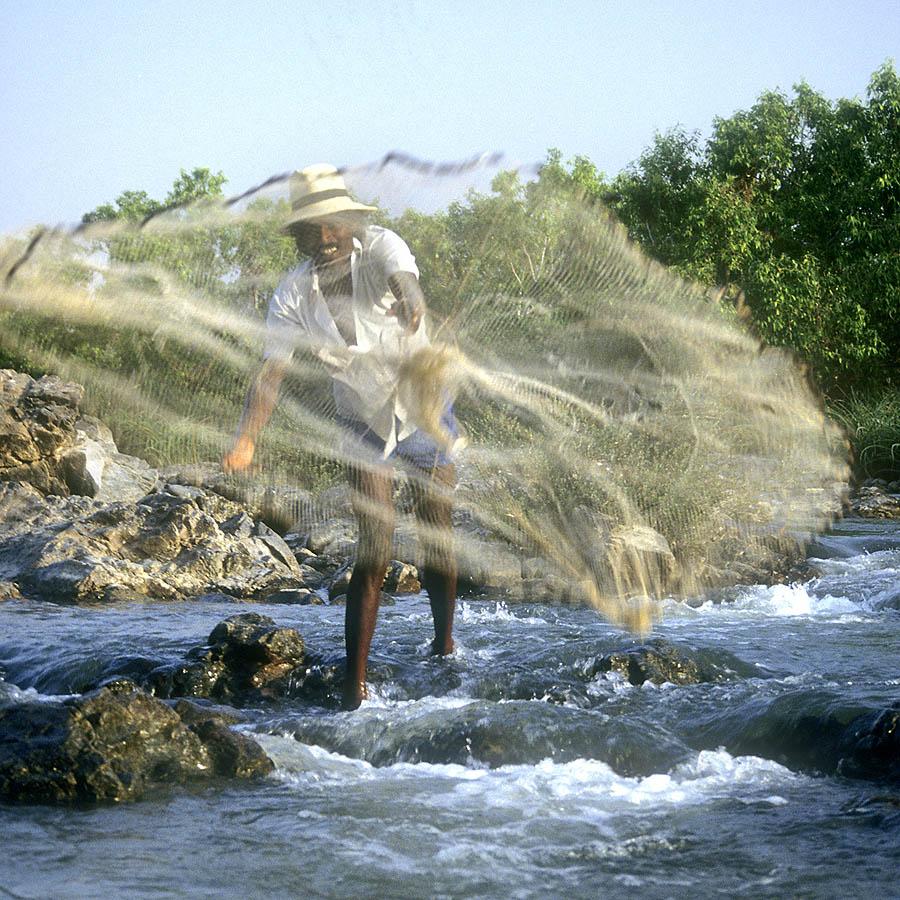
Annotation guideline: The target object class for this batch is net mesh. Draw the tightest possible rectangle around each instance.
[0,155,848,631]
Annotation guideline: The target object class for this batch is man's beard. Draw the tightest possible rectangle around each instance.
[316,254,351,287]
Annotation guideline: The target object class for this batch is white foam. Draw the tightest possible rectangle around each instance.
[261,733,799,816]
[0,680,78,706]
[358,689,477,714]
[256,733,378,784]
[458,600,548,626]
[684,582,861,619]
[810,548,900,578]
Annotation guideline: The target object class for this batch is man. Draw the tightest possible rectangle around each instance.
[222,164,458,710]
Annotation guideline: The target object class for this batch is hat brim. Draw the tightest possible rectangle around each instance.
[281,196,377,232]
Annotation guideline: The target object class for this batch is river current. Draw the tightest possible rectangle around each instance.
[1,516,898,900]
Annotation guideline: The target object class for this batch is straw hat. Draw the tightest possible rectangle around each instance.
[283,164,376,229]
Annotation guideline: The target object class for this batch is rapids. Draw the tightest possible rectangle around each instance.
[1,515,898,900]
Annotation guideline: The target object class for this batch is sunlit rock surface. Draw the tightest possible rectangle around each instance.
[0,369,156,501]
[849,480,900,518]
[0,479,309,603]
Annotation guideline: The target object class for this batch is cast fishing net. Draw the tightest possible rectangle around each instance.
[0,155,848,631]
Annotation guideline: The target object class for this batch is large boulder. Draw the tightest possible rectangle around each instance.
[143,613,309,703]
[62,415,158,503]
[692,692,900,783]
[0,480,312,603]
[0,370,156,502]
[93,613,347,709]
[0,686,273,803]
[0,370,83,495]
[583,638,760,686]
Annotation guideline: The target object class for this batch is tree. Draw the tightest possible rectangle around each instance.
[82,168,227,224]
[609,62,900,390]
[81,189,161,224]
[80,168,296,311]
[219,195,296,313]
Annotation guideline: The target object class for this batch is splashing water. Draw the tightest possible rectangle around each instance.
[0,154,848,630]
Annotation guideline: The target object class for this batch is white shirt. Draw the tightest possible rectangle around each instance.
[263,225,431,456]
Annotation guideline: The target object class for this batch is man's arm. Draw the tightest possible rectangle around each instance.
[387,271,425,334]
[221,358,287,474]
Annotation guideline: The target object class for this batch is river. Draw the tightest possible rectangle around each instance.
[1,515,898,900]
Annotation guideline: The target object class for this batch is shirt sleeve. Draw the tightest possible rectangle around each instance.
[367,227,419,280]
[262,267,310,361]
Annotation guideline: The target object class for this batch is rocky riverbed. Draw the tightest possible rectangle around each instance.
[1,368,896,805]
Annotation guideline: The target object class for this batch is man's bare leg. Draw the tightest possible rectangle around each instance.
[414,462,457,656]
[343,463,394,710]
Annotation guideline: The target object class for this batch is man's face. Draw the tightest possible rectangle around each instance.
[292,216,355,272]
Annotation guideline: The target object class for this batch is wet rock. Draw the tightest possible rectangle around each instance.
[0,686,273,803]
[689,692,900,783]
[144,613,308,704]
[0,580,25,602]
[285,699,692,776]
[169,697,249,727]
[838,704,900,781]
[281,657,347,708]
[587,639,754,686]
[89,613,347,709]
[849,481,900,519]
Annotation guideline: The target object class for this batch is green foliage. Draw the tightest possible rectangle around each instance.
[81,168,296,308]
[220,195,297,312]
[609,62,900,391]
[540,148,606,202]
[164,168,228,208]
[82,168,228,223]
[81,189,161,224]
[82,167,232,302]
[828,389,900,480]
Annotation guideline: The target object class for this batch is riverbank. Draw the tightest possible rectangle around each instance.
[0,368,848,611]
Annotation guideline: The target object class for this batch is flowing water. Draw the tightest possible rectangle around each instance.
[1,515,898,900]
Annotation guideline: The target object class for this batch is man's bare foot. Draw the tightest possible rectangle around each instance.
[430,637,454,656]
[341,679,367,711]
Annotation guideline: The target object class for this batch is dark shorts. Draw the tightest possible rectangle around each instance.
[337,405,459,469]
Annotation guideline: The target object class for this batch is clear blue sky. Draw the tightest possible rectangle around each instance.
[2,0,897,231]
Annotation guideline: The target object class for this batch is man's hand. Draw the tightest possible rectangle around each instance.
[387,295,422,334]
[222,433,256,474]
[223,359,286,475]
